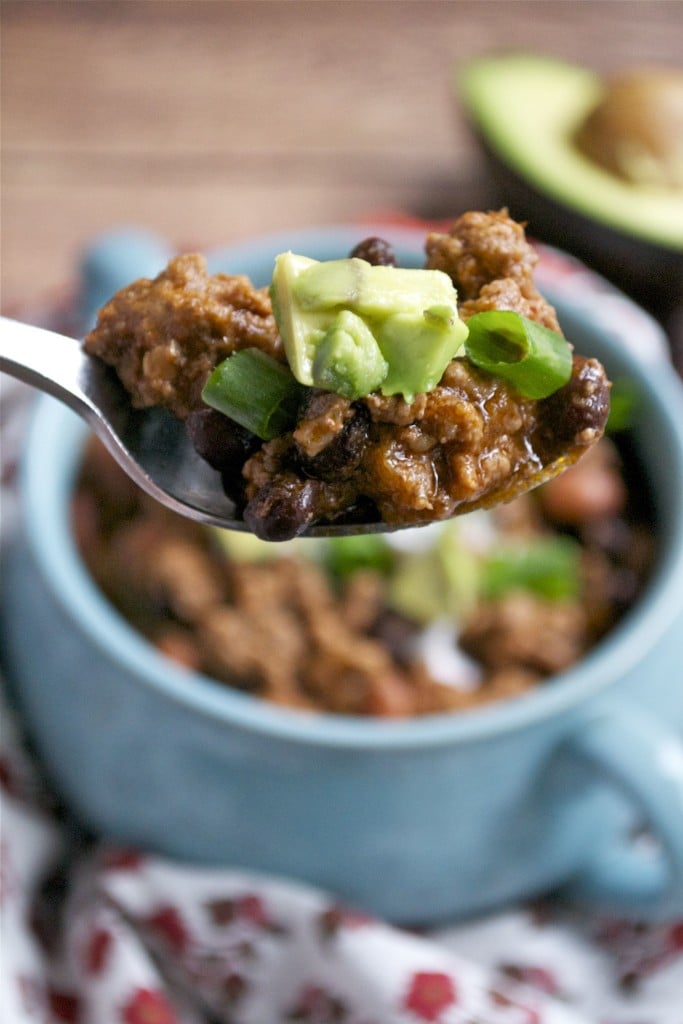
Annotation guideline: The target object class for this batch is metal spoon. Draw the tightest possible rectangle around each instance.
[0,315,595,538]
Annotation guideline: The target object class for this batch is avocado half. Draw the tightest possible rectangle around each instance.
[459,54,683,320]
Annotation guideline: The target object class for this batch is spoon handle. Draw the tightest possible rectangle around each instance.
[0,316,94,418]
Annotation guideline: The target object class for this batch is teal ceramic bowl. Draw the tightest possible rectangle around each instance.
[3,226,683,924]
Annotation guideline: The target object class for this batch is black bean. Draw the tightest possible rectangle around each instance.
[220,468,247,510]
[537,357,611,452]
[349,237,397,267]
[186,407,260,473]
[371,610,419,666]
[296,404,371,481]
[335,494,380,526]
[243,476,321,541]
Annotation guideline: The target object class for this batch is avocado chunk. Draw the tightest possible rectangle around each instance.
[459,54,683,250]
[271,252,468,401]
[311,310,388,400]
[270,252,326,386]
[376,306,468,401]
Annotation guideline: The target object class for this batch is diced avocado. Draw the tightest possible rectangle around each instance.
[271,251,468,400]
[292,258,367,311]
[388,548,453,624]
[311,310,388,400]
[271,252,327,385]
[387,522,481,623]
[378,308,468,402]
[294,258,462,317]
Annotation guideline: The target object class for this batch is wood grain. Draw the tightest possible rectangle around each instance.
[3,0,682,310]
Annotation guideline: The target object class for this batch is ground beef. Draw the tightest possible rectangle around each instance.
[84,253,280,420]
[459,592,588,675]
[425,209,560,330]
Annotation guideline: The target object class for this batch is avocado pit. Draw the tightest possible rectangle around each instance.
[574,68,683,191]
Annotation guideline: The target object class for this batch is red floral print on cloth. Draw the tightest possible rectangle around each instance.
[233,892,269,926]
[120,890,291,1007]
[286,982,350,1022]
[142,903,257,996]
[318,902,375,940]
[499,963,562,997]
[594,915,683,989]
[204,890,290,943]
[221,970,249,1004]
[100,847,148,872]
[84,925,114,974]
[206,891,276,929]
[13,979,80,1024]
[144,903,191,956]
[47,987,82,1023]
[490,988,541,1024]
[121,986,179,1024]
[402,971,457,1021]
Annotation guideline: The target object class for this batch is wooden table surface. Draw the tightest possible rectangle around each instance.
[2,0,682,314]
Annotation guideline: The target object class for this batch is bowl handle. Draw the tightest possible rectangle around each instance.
[562,700,683,918]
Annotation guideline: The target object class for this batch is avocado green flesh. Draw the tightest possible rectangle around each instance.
[270,253,326,385]
[459,54,683,251]
[377,312,467,401]
[294,259,458,316]
[271,252,468,400]
[311,309,389,400]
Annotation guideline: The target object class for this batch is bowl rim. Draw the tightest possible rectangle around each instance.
[19,224,683,750]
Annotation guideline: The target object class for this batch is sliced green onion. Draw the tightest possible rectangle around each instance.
[323,534,395,581]
[202,348,306,440]
[480,536,581,602]
[464,311,573,399]
[606,377,639,433]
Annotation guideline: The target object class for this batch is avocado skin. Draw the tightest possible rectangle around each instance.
[476,131,683,323]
